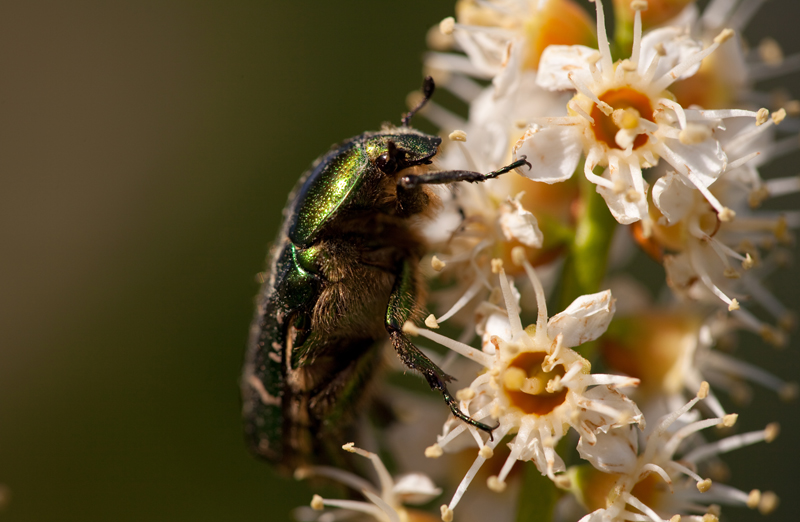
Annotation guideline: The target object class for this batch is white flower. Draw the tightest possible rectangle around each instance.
[572,383,780,522]
[405,249,641,520]
[512,0,765,226]
[647,110,797,338]
[294,444,441,522]
[597,290,798,423]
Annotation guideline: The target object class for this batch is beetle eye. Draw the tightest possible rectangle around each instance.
[375,151,397,174]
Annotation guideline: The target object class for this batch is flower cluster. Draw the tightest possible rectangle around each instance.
[291,1,796,521]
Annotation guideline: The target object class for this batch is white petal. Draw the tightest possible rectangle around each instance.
[482,312,513,344]
[499,196,543,247]
[666,137,727,187]
[392,473,442,505]
[652,171,694,225]
[513,125,582,183]
[547,290,616,348]
[664,253,697,290]
[596,185,647,224]
[583,386,644,429]
[536,45,597,91]
[638,26,703,80]
[577,510,609,522]
[595,162,649,224]
[453,29,508,77]
[492,40,524,99]
[577,425,639,474]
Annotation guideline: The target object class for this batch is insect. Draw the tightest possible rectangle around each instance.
[242,77,530,470]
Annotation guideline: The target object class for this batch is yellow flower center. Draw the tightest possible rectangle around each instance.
[502,352,567,415]
[591,87,654,150]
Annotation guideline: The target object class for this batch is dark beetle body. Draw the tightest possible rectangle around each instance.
[243,128,444,469]
[243,79,528,471]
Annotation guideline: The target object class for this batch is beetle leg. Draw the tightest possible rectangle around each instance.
[398,156,532,190]
[385,259,497,437]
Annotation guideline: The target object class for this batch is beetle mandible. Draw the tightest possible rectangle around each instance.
[242,77,531,470]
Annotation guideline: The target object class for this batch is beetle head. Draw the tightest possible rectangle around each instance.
[365,130,441,176]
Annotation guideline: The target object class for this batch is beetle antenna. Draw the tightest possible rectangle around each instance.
[401,76,435,127]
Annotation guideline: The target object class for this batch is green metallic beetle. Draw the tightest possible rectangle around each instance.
[242,77,530,470]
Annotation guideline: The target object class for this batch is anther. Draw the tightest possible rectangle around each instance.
[402,321,420,336]
[425,314,440,329]
[439,17,455,35]
[764,422,780,442]
[758,492,779,515]
[779,383,798,402]
[431,255,446,271]
[697,478,713,492]
[487,476,507,492]
[747,489,761,509]
[449,129,467,142]
[718,207,735,222]
[511,246,526,266]
[425,444,443,458]
[758,38,784,65]
[772,108,787,125]
[755,108,769,126]
[713,28,734,45]
[698,381,710,399]
[491,258,504,274]
[479,445,494,459]
[311,495,325,510]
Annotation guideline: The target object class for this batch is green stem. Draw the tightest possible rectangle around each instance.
[559,171,617,310]
[515,463,560,522]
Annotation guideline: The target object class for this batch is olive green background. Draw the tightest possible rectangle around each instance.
[0,1,797,521]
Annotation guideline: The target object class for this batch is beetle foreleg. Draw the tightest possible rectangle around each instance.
[398,156,532,190]
[385,259,497,437]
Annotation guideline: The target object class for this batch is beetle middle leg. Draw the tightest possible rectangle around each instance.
[397,156,532,190]
[384,258,497,437]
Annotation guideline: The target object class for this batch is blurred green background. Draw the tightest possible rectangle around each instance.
[0,1,797,521]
